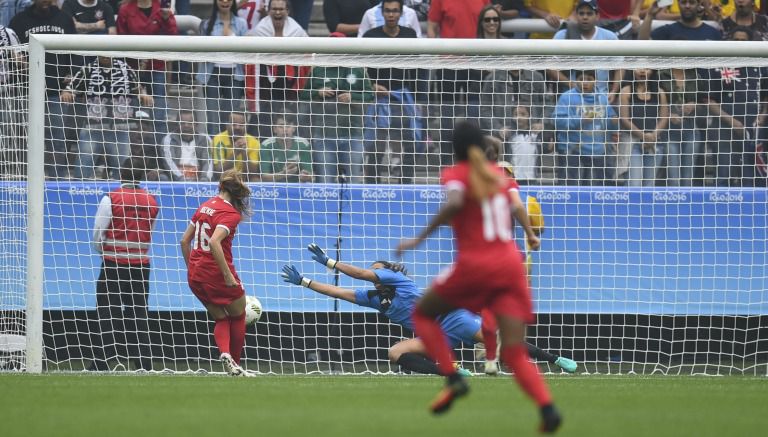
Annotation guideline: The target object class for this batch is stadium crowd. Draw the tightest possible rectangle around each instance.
[0,0,767,186]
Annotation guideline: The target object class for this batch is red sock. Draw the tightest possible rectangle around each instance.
[213,318,231,356]
[413,307,456,375]
[480,309,498,361]
[229,312,246,364]
[501,344,552,406]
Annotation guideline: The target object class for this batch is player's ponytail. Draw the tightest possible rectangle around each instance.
[219,169,252,217]
[468,145,502,201]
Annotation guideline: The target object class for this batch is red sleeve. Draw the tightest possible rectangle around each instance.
[159,11,178,35]
[215,210,241,234]
[506,176,520,192]
[428,0,443,22]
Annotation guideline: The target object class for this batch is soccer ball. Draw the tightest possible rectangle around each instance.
[245,295,263,325]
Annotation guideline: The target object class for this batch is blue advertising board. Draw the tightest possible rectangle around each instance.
[1,183,766,315]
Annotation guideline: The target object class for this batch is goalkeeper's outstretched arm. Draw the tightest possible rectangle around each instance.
[307,243,378,283]
[280,265,357,304]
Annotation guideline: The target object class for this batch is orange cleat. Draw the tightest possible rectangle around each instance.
[430,374,469,415]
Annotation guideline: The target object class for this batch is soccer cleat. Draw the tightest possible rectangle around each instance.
[453,362,473,377]
[539,404,562,434]
[484,359,499,376]
[430,373,470,415]
[220,353,245,377]
[554,356,578,374]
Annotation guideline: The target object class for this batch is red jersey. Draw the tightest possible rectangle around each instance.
[434,162,532,322]
[440,162,521,259]
[188,196,242,284]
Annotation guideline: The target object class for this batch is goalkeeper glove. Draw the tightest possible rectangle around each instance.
[281,265,312,288]
[308,243,337,269]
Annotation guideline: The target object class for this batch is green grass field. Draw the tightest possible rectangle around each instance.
[1,374,766,437]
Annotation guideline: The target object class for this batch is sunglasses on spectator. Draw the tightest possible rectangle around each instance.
[484,16,500,23]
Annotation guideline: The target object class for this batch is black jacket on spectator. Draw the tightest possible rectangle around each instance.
[62,0,115,34]
[362,25,418,92]
[323,0,376,35]
[10,5,76,91]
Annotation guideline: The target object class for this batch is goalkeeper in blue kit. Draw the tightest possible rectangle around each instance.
[281,244,576,375]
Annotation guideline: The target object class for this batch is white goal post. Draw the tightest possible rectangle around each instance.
[18,35,768,375]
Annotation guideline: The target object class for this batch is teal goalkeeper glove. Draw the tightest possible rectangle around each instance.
[281,265,312,287]
[308,243,337,269]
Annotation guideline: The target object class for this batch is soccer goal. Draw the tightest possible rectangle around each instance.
[8,35,768,375]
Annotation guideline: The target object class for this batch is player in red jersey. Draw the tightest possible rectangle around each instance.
[180,169,252,376]
[396,121,562,433]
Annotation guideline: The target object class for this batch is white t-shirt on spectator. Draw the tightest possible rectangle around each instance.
[357,3,422,38]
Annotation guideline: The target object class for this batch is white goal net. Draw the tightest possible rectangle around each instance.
[7,36,768,375]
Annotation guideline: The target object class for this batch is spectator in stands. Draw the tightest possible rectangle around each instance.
[700,26,767,187]
[638,0,722,40]
[324,0,375,36]
[89,156,158,372]
[553,69,618,186]
[659,67,704,186]
[526,0,577,38]
[10,0,77,179]
[290,0,314,30]
[655,0,762,21]
[0,24,24,178]
[595,0,643,39]
[721,0,768,41]
[362,0,420,183]
[117,0,178,144]
[639,0,721,184]
[61,56,154,180]
[212,110,261,181]
[358,0,421,36]
[479,67,553,159]
[427,0,486,165]
[619,68,669,187]
[507,105,543,185]
[477,3,502,39]
[131,108,171,181]
[405,0,428,20]
[237,0,265,30]
[299,39,374,184]
[1,0,30,27]
[62,0,116,35]
[250,0,307,36]
[198,0,248,137]
[551,0,622,102]
[246,0,309,139]
[259,114,314,182]
[162,108,214,181]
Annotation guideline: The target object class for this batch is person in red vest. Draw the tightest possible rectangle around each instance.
[89,157,160,372]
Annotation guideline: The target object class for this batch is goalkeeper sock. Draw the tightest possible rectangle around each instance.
[526,343,558,364]
[480,309,498,361]
[213,317,232,356]
[396,352,440,375]
[413,307,456,376]
[229,312,246,364]
[501,344,552,407]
